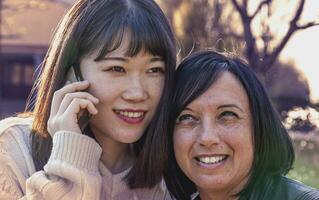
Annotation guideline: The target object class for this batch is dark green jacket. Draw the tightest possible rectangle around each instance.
[265,176,319,200]
[192,176,319,200]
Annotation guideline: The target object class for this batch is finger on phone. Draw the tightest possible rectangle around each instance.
[50,81,90,116]
[66,98,98,117]
[56,92,99,115]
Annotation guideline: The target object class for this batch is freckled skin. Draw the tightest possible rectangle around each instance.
[174,72,254,200]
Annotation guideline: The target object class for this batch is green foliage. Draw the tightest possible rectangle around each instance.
[287,133,319,189]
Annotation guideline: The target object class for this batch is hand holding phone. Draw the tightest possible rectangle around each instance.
[66,66,93,132]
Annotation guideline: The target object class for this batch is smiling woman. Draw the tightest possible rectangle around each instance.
[0,0,176,199]
[173,71,254,199]
[164,51,319,200]
[79,34,166,148]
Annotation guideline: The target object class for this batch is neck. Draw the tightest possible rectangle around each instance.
[198,177,249,200]
[199,192,238,200]
[92,128,135,174]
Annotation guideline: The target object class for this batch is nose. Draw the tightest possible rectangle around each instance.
[122,76,148,102]
[198,122,221,147]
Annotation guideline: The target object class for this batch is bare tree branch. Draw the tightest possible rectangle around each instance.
[209,1,244,41]
[167,0,317,75]
[231,0,261,69]
[262,0,314,71]
[291,0,306,26]
[230,0,245,18]
[251,0,272,19]
[261,28,271,58]
[211,1,223,28]
[297,22,319,29]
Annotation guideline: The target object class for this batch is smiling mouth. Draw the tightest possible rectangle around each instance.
[195,155,228,164]
[114,110,147,124]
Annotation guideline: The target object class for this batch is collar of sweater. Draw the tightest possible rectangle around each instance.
[99,161,132,195]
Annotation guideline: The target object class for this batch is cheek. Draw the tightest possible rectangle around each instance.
[242,136,254,169]
[173,131,182,154]
[145,77,164,100]
[228,125,254,170]
[88,78,121,101]
[173,129,193,166]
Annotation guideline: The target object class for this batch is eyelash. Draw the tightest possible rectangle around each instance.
[176,114,198,124]
[147,67,165,74]
[218,111,238,120]
[104,66,165,74]
[104,66,125,73]
[175,110,240,127]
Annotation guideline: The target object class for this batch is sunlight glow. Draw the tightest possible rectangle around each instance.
[281,27,319,103]
[280,0,319,103]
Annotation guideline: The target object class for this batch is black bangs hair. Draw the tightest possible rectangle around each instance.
[172,52,229,117]
[165,51,294,200]
[74,0,174,63]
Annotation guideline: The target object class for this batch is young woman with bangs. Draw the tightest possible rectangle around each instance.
[0,0,176,199]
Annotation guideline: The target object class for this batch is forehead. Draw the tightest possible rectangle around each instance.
[188,72,249,109]
[104,34,157,58]
[106,33,131,57]
[86,31,161,60]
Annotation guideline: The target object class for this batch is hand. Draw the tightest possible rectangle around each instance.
[47,81,99,137]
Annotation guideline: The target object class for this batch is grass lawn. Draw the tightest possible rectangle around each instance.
[287,132,319,189]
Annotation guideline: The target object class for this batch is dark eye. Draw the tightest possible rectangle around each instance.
[147,67,165,74]
[176,114,198,125]
[105,66,125,73]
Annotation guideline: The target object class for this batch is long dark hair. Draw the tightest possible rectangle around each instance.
[28,0,176,188]
[164,51,294,199]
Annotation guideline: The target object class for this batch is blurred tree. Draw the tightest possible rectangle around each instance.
[158,0,231,56]
[229,0,319,76]
[158,0,318,111]
[264,61,310,112]
[0,0,49,39]
[159,0,319,75]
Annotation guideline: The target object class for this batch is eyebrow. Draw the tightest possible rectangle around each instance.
[182,107,193,112]
[149,57,164,62]
[98,57,128,62]
[218,104,244,112]
[183,104,243,112]
[98,56,163,62]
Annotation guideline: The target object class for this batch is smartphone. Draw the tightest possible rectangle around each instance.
[66,66,92,132]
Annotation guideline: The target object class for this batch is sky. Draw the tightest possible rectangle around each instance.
[279,0,319,103]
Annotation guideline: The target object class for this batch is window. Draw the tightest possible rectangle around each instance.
[11,63,22,86]
[0,58,35,99]
[25,64,35,85]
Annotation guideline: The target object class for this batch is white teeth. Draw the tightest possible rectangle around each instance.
[118,111,144,118]
[198,156,226,164]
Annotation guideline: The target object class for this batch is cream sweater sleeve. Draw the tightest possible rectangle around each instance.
[0,128,103,200]
[26,131,103,200]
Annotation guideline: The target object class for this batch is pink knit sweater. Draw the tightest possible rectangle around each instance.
[0,117,171,200]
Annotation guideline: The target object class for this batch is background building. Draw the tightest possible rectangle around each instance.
[0,0,71,118]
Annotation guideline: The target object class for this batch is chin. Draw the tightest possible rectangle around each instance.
[115,131,144,144]
[118,137,141,144]
[195,176,229,191]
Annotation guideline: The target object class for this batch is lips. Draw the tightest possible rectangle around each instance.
[114,109,147,124]
[195,155,228,164]
[193,154,229,170]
